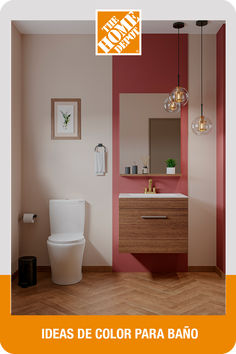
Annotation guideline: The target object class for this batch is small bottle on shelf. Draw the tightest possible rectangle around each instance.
[142,166,148,174]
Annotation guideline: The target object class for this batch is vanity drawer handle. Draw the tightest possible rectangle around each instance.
[141,216,168,219]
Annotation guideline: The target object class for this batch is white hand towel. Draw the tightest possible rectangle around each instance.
[95,149,105,175]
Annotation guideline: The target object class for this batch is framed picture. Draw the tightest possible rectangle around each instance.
[51,98,81,140]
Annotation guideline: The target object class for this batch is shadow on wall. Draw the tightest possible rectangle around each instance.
[20,157,51,265]
[188,196,216,266]
[84,201,111,266]
[132,254,188,273]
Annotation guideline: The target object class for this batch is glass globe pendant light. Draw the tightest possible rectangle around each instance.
[192,20,212,135]
[164,96,180,113]
[170,22,189,106]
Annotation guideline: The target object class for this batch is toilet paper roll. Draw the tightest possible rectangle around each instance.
[23,213,37,223]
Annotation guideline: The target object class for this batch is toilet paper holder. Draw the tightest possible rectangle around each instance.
[20,214,38,223]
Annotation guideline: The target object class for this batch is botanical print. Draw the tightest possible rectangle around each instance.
[51,98,81,140]
[56,104,74,134]
[61,111,71,129]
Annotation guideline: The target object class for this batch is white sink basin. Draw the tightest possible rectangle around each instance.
[119,193,188,198]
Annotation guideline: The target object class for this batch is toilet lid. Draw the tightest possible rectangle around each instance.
[48,233,84,244]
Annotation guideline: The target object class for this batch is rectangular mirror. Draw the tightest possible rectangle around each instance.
[120,93,181,175]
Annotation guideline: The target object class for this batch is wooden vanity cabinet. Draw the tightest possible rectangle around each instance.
[119,198,188,253]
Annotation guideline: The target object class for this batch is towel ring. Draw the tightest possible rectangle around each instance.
[95,143,106,152]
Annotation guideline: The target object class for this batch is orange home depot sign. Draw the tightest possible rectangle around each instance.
[96,10,141,55]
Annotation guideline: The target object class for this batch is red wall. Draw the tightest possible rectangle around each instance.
[216,25,226,274]
[112,34,188,272]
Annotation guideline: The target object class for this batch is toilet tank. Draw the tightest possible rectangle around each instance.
[49,199,85,234]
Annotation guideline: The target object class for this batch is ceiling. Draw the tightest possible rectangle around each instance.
[14,20,224,35]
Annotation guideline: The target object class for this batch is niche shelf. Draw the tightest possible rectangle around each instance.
[120,174,182,177]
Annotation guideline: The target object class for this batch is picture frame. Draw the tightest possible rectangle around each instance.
[51,98,81,140]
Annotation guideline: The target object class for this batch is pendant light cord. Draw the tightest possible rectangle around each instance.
[201,25,203,116]
[178,28,180,86]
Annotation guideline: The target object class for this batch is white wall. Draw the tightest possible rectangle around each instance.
[21,35,112,266]
[188,35,216,266]
[11,24,22,273]
[120,93,180,174]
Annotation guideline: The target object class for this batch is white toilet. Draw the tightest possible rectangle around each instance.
[47,199,86,285]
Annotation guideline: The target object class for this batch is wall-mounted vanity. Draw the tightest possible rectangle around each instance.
[119,193,188,254]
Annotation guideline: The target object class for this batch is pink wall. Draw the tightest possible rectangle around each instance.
[216,25,226,274]
[112,34,188,272]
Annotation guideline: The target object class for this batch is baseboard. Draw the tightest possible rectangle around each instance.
[82,266,112,272]
[13,265,224,277]
[37,266,51,272]
[188,266,216,272]
[11,270,18,280]
[188,266,225,279]
[31,265,112,273]
[215,266,225,279]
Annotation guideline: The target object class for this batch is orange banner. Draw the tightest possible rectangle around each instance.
[0,275,235,353]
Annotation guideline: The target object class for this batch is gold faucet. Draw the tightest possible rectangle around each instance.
[144,179,156,194]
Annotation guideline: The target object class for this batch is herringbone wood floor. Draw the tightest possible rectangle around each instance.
[12,272,225,316]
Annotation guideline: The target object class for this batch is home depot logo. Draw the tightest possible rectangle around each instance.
[96,10,141,55]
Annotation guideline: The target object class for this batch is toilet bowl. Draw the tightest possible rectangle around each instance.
[47,200,86,285]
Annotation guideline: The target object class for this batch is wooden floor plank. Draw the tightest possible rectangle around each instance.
[12,272,225,316]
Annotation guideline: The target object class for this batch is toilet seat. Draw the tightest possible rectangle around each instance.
[48,233,85,244]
